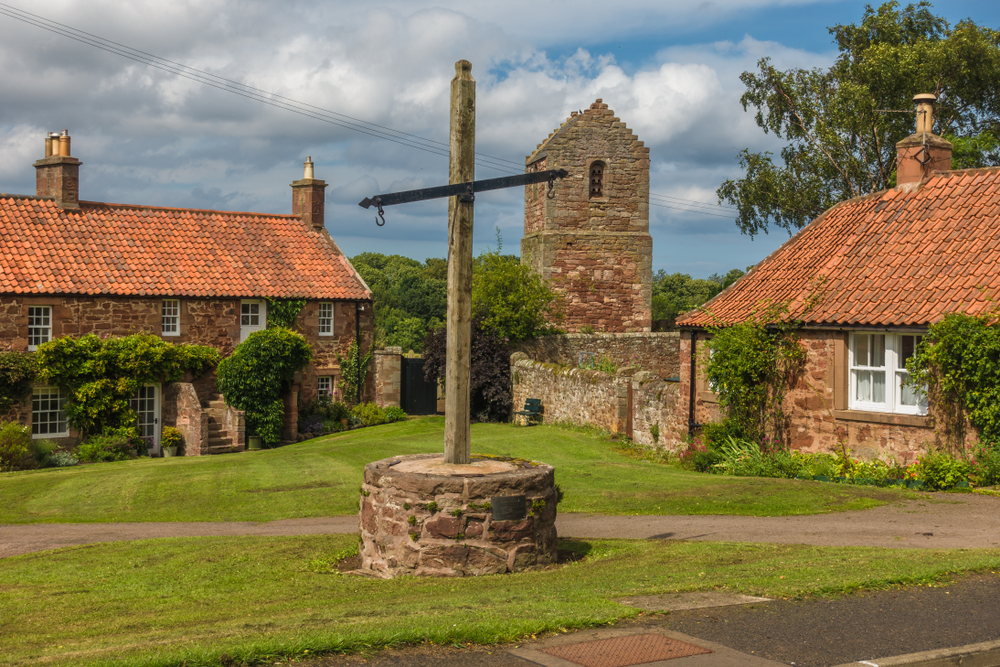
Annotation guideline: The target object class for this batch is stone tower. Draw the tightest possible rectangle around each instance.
[522,99,652,332]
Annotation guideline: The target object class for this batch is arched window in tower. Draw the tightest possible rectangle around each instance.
[589,160,605,198]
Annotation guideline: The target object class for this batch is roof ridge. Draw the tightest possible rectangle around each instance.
[76,200,301,219]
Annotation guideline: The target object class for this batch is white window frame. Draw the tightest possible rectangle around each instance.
[317,375,333,398]
[240,300,267,341]
[27,305,52,351]
[32,386,68,438]
[318,302,334,336]
[848,331,927,416]
[162,299,180,337]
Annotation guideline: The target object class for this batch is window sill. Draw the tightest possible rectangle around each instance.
[832,409,929,427]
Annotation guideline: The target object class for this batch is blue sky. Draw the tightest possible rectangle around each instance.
[0,1,997,278]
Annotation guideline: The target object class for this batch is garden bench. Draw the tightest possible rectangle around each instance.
[514,398,543,425]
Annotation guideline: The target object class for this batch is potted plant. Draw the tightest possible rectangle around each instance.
[247,435,263,450]
[160,426,184,458]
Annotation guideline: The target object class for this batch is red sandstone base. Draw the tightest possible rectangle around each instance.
[359,453,558,577]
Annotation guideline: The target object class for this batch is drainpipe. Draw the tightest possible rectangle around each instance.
[687,330,700,439]
[354,301,363,404]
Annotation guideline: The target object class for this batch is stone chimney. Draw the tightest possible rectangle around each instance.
[34,129,81,210]
[896,93,952,188]
[291,156,327,231]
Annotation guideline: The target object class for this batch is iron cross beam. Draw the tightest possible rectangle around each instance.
[358,169,568,210]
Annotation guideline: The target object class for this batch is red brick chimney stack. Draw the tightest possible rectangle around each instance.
[291,156,327,232]
[34,129,81,210]
[896,93,953,188]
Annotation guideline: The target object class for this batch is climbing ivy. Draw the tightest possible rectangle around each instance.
[705,314,805,446]
[36,334,219,436]
[907,313,1000,449]
[0,351,38,412]
[266,298,307,330]
[336,341,371,405]
[216,327,312,445]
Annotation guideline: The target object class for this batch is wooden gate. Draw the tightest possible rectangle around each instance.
[401,357,438,415]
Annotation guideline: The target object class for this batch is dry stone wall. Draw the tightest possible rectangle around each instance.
[517,332,679,378]
[511,352,687,449]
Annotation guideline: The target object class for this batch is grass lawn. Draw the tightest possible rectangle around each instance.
[4,535,1000,666]
[0,417,912,523]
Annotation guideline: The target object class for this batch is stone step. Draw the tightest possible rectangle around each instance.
[208,437,232,448]
[207,423,224,433]
[207,400,227,409]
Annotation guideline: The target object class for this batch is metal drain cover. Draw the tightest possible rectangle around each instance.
[538,632,712,666]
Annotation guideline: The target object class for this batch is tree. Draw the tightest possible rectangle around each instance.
[652,268,746,326]
[718,1,1000,236]
[471,251,562,343]
[422,317,512,422]
[351,252,446,353]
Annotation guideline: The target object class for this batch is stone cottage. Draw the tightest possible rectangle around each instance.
[1,130,372,455]
[676,94,996,461]
[522,99,652,333]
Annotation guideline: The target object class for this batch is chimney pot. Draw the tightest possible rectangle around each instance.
[303,156,314,180]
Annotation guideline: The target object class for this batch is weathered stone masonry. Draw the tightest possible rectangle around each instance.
[522,100,652,333]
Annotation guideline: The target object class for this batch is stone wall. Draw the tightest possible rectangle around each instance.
[516,332,679,378]
[521,99,652,333]
[374,347,403,408]
[510,352,687,448]
[169,382,208,456]
[679,329,955,462]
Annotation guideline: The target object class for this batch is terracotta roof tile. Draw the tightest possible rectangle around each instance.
[678,167,1000,328]
[0,196,370,300]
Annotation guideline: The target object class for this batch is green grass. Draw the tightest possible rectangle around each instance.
[0,417,912,523]
[4,535,1000,665]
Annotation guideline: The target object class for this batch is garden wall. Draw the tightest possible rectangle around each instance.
[510,352,686,449]
[516,332,679,379]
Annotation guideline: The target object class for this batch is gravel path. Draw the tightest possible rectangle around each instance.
[3,493,999,557]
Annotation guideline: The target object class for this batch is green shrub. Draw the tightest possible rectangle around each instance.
[795,452,838,478]
[972,443,1000,486]
[712,436,804,478]
[705,312,804,447]
[216,328,311,446]
[910,451,973,491]
[0,351,37,412]
[383,406,407,423]
[0,422,32,471]
[28,438,58,467]
[47,450,79,467]
[351,402,389,427]
[77,427,142,463]
[160,426,183,451]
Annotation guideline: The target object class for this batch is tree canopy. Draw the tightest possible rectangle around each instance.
[652,268,745,327]
[352,253,447,353]
[717,1,1000,236]
[471,251,562,343]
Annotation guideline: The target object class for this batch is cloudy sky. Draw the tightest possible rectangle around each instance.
[1,0,997,277]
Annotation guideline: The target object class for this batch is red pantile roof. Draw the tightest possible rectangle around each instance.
[677,167,1000,328]
[0,195,371,300]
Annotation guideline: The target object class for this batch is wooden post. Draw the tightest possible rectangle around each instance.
[444,59,475,464]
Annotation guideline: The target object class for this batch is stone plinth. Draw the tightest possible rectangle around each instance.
[359,453,558,577]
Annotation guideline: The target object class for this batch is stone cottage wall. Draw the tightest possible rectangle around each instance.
[678,329,965,462]
[0,294,372,447]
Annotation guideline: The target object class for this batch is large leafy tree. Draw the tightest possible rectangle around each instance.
[471,251,562,343]
[351,252,447,353]
[718,1,1000,236]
